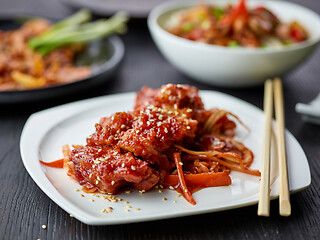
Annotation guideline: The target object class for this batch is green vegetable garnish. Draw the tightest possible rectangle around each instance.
[228,40,240,47]
[182,22,194,33]
[212,7,224,20]
[28,10,129,56]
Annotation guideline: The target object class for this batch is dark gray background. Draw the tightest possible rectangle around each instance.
[0,0,319,239]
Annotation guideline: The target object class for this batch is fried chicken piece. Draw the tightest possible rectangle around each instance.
[69,146,160,193]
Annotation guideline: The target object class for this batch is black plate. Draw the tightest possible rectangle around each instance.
[0,20,125,104]
[58,0,174,18]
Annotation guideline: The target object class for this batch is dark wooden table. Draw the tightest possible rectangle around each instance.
[1,0,319,239]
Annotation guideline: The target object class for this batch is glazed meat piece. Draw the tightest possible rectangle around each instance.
[135,84,204,111]
[87,106,198,165]
[69,146,160,193]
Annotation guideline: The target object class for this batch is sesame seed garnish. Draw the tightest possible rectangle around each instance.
[125,201,129,204]
[42,225,47,230]
[174,104,178,109]
[98,149,102,152]
[154,185,159,189]
[70,214,74,218]
[139,190,146,194]
[160,185,164,189]
[182,114,187,118]
[108,207,113,212]
[90,199,94,202]
[177,193,182,197]
[163,197,167,201]
[95,180,99,184]
[173,201,177,203]
[126,205,132,208]
[131,166,136,170]
[121,163,125,168]
[111,181,115,185]
[158,190,163,193]
[179,162,183,166]
[97,176,101,181]
[184,189,188,193]
[147,121,151,126]
[80,194,84,197]
[186,126,191,129]
[75,189,80,192]
[136,130,140,134]
[90,193,95,196]
[164,128,168,133]
[125,191,131,194]
[135,208,141,211]
[169,186,174,190]
[125,209,130,212]
[121,124,125,129]
[101,209,107,213]
[157,122,162,127]
[187,109,193,112]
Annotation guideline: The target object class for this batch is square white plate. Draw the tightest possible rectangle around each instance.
[20,91,311,225]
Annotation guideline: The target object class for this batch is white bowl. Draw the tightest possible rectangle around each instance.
[148,0,320,87]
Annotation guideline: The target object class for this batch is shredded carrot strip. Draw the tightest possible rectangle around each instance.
[173,153,196,205]
[162,172,231,188]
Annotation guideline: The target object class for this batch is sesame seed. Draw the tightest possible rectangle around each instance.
[158,190,163,193]
[42,225,46,230]
[163,197,167,201]
[80,194,84,197]
[169,186,174,190]
[98,149,102,152]
[179,162,183,166]
[131,166,136,170]
[96,180,99,184]
[117,198,123,201]
[108,207,113,212]
[164,128,168,133]
[182,114,187,118]
[70,214,74,218]
[121,163,125,168]
[125,209,130,212]
[187,109,193,112]
[111,181,115,185]
[175,111,179,116]
[75,189,80,192]
[184,189,188,193]
[126,205,132,208]
[101,209,107,213]
[121,124,125,129]
[90,199,94,202]
[111,116,115,120]
[186,126,191,129]
[177,193,182,197]
[160,185,164,189]
[97,176,100,181]
[157,122,162,127]
[174,104,178,109]
[136,130,140,134]
[135,208,141,211]
[147,121,151,126]
[125,201,129,204]
[173,201,177,203]
[158,115,163,120]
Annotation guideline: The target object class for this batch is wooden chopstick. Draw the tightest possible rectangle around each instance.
[258,79,273,217]
[273,78,291,216]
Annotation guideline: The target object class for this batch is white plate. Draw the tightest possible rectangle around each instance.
[20,91,311,225]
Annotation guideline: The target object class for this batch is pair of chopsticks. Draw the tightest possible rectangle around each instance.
[258,78,291,217]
